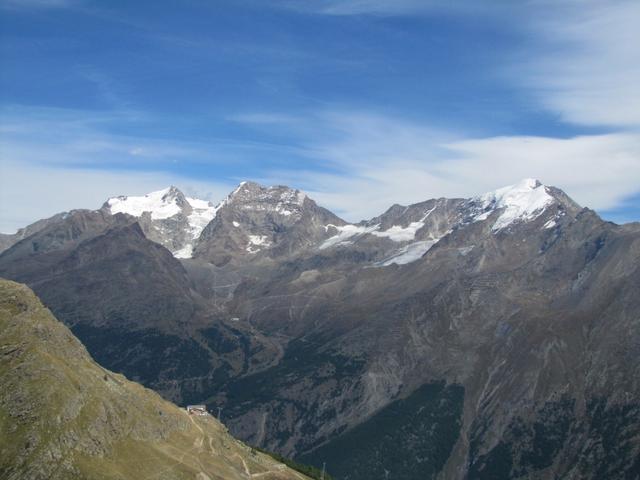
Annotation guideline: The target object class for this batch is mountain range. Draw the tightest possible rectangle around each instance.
[1,178,639,479]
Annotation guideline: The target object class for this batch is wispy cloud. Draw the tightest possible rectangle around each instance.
[2,105,638,230]
[279,0,485,16]
[246,111,640,221]
[1,1,638,230]
[0,104,315,174]
[228,112,303,126]
[0,106,222,169]
[284,0,640,130]
[0,106,241,232]
[518,0,640,129]
[248,0,640,221]
[0,0,81,10]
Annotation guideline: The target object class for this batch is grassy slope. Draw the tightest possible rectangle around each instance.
[0,279,310,480]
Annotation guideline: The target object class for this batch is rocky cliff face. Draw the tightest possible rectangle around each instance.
[1,179,638,479]
[193,182,345,266]
[0,279,312,480]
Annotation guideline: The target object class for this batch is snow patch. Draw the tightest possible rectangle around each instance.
[276,205,294,216]
[107,187,182,220]
[319,224,380,249]
[246,234,270,253]
[378,236,443,266]
[321,205,438,248]
[185,197,217,236]
[177,197,218,258]
[173,245,194,259]
[233,221,240,227]
[274,188,306,216]
[371,206,437,242]
[371,221,423,242]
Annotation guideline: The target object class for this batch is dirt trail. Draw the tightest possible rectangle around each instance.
[232,453,252,476]
[179,413,308,480]
[120,410,309,480]
[189,414,207,450]
[208,436,217,455]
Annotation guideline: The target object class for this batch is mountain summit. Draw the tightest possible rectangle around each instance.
[103,186,217,257]
[193,182,345,266]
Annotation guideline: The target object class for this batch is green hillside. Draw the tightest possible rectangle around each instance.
[0,278,311,480]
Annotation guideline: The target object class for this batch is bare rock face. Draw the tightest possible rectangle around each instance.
[193,182,345,266]
[0,211,74,253]
[1,179,640,479]
[0,209,131,260]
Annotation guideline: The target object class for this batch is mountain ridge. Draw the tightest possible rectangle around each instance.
[1,178,638,479]
[1,177,589,263]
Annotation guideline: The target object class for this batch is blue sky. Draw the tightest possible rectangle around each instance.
[0,0,639,232]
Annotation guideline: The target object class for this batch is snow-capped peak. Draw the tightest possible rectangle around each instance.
[472,178,554,231]
[107,186,185,220]
[105,186,218,259]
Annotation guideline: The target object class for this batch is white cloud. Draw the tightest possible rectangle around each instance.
[442,133,640,210]
[285,0,640,129]
[246,0,640,221]
[1,107,638,231]
[519,0,640,128]
[0,0,80,9]
[3,106,637,231]
[291,0,436,16]
[228,113,302,125]
[280,0,492,16]
[0,106,208,168]
[0,107,238,233]
[251,112,640,222]
[2,1,638,229]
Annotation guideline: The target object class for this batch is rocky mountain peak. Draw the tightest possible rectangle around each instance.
[224,181,309,218]
[193,182,343,265]
[103,186,217,259]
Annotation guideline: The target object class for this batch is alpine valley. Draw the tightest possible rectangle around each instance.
[1,179,639,479]
[0,279,316,480]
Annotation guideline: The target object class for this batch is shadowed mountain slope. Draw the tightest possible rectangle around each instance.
[0,279,312,480]
[0,221,282,405]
